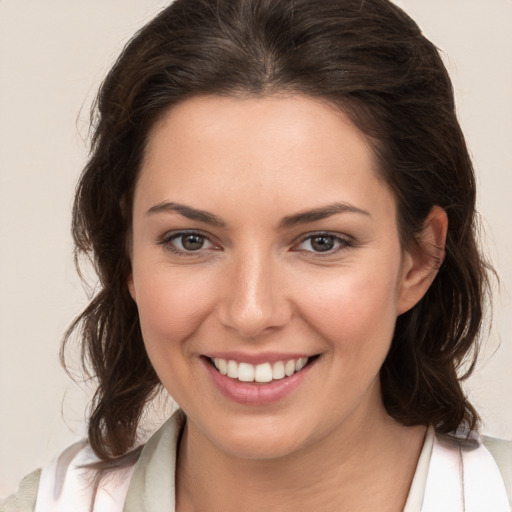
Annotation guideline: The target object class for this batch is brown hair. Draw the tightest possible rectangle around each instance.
[63,0,491,463]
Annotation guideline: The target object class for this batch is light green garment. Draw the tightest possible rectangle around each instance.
[483,436,512,507]
[1,470,41,512]
[2,411,511,512]
[123,410,186,511]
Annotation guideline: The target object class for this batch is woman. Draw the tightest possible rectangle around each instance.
[3,0,511,510]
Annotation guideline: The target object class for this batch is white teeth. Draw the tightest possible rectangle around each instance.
[217,358,227,375]
[296,357,308,371]
[212,357,310,382]
[227,360,238,378]
[238,362,255,382]
[255,362,273,383]
[272,361,285,380]
[284,359,296,377]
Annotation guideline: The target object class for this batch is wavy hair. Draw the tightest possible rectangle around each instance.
[62,0,492,464]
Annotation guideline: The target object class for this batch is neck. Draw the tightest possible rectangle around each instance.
[176,394,426,512]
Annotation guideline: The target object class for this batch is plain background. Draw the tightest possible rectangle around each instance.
[0,0,511,498]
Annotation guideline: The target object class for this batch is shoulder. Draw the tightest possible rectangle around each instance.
[1,470,41,512]
[3,440,136,512]
[38,440,136,512]
[418,429,512,511]
[482,435,512,506]
[2,410,184,512]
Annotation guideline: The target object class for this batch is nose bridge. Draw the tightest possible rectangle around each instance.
[220,244,290,338]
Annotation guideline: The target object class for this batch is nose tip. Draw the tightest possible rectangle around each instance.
[217,256,291,339]
[222,294,285,339]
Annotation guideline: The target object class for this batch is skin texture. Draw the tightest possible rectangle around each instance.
[128,95,447,511]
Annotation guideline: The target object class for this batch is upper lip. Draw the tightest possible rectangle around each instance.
[203,351,317,365]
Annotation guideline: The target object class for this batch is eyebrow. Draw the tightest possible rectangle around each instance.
[146,200,370,228]
[279,202,371,228]
[146,201,226,227]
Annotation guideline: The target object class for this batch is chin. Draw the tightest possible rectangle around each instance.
[211,428,307,461]
[188,406,325,462]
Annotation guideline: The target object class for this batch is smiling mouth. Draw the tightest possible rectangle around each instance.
[206,356,319,384]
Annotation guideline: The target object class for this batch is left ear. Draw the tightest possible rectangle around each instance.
[127,273,137,303]
[397,206,448,315]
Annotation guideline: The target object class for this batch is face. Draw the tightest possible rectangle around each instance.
[129,95,433,460]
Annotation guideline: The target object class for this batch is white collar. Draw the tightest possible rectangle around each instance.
[35,411,510,511]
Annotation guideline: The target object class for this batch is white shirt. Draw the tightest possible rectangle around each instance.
[11,409,512,512]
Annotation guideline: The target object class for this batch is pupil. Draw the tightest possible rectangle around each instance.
[183,234,204,250]
[311,235,334,252]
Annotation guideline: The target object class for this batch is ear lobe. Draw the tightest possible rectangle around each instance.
[397,206,448,315]
[127,274,137,302]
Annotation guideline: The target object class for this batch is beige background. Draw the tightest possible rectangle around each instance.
[1,0,511,498]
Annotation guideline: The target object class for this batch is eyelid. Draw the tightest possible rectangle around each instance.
[291,231,354,254]
[157,229,353,256]
[157,229,221,254]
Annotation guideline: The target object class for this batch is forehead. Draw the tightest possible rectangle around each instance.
[144,94,376,168]
[136,94,395,222]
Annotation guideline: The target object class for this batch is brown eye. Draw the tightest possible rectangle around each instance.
[161,231,215,254]
[310,235,335,252]
[180,234,205,251]
[295,233,352,254]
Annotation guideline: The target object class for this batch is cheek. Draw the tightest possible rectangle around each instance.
[133,267,215,354]
[294,259,402,352]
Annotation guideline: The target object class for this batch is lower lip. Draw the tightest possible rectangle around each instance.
[203,358,316,406]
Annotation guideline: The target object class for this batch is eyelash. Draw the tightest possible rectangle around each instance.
[158,230,353,257]
[293,232,353,255]
[158,231,218,256]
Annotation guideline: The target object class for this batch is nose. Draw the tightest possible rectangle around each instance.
[217,250,292,339]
